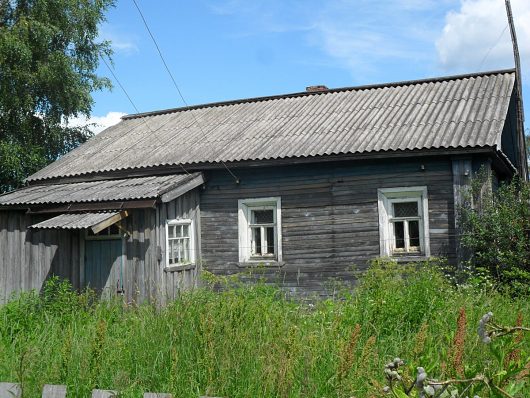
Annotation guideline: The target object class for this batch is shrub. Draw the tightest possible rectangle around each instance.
[460,176,530,295]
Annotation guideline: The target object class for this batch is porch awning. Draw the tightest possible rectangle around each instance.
[0,172,204,207]
[29,211,128,234]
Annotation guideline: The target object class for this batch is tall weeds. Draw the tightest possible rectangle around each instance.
[0,263,527,397]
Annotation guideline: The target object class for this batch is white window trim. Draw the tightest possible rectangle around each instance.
[377,186,430,258]
[165,218,195,267]
[238,197,282,263]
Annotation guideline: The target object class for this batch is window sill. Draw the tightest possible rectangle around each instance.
[237,261,285,268]
[164,263,196,272]
[391,255,430,263]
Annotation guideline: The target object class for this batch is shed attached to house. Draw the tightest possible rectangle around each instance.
[0,69,527,302]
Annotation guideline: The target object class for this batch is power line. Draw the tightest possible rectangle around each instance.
[131,0,240,183]
[101,56,141,115]
[477,24,508,71]
[100,56,190,175]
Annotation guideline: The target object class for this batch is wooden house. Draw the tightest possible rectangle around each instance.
[0,69,527,303]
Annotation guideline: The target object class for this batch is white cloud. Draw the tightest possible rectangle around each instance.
[66,112,127,135]
[99,26,140,55]
[110,39,139,55]
[436,0,530,72]
[306,1,441,81]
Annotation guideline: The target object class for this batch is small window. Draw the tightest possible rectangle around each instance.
[86,223,122,239]
[166,219,194,266]
[390,200,421,253]
[378,187,430,257]
[238,197,282,263]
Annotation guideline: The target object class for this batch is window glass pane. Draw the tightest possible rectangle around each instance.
[182,238,189,262]
[394,221,405,248]
[182,224,189,238]
[251,209,274,224]
[168,240,175,264]
[393,202,418,217]
[109,224,120,235]
[266,227,275,254]
[176,240,182,262]
[252,227,262,255]
[409,220,420,247]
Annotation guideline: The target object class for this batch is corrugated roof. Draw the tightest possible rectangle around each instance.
[26,69,516,183]
[29,212,120,230]
[0,173,201,206]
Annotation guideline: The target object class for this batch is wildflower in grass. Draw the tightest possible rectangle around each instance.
[505,312,523,366]
[413,322,429,359]
[337,324,361,382]
[451,307,466,376]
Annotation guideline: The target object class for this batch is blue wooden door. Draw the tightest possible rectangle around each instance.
[84,239,123,298]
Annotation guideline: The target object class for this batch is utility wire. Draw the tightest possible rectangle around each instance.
[477,24,509,71]
[101,56,141,115]
[100,56,190,175]
[131,0,240,183]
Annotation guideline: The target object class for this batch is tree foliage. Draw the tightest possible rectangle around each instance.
[461,176,530,295]
[0,0,115,193]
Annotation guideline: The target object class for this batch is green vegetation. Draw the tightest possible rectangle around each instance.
[0,0,114,193]
[0,262,528,398]
[460,177,530,295]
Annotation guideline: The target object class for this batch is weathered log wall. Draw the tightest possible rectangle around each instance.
[200,157,459,296]
[0,212,81,303]
[0,190,200,304]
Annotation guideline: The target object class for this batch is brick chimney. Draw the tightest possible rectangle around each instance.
[306,85,329,92]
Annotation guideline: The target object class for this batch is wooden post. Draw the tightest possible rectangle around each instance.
[505,0,528,179]
[0,383,21,398]
[42,384,67,398]
[91,390,118,398]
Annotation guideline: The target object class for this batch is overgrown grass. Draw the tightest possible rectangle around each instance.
[0,260,528,397]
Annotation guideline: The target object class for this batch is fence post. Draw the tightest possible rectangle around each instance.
[91,389,118,398]
[42,384,67,398]
[0,383,21,398]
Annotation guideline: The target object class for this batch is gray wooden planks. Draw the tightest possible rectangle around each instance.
[199,158,467,296]
[91,389,118,398]
[0,382,21,398]
[42,384,67,398]
[143,393,173,398]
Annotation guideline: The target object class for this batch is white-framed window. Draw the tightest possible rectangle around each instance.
[377,187,430,257]
[166,219,195,266]
[238,197,282,263]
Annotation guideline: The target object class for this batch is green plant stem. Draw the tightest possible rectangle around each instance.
[389,382,402,398]
[428,374,485,386]
[491,383,516,398]
[494,325,530,338]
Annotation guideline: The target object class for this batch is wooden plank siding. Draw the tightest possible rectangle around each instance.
[0,154,498,302]
[152,189,201,306]
[0,212,81,304]
[200,157,458,296]
[0,190,200,305]
[94,188,200,304]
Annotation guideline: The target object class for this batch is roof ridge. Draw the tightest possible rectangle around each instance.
[122,68,516,120]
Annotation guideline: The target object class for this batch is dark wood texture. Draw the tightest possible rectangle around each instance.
[0,212,81,304]
[0,190,200,304]
[200,158,459,296]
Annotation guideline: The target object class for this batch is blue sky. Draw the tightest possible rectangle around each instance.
[82,0,530,132]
